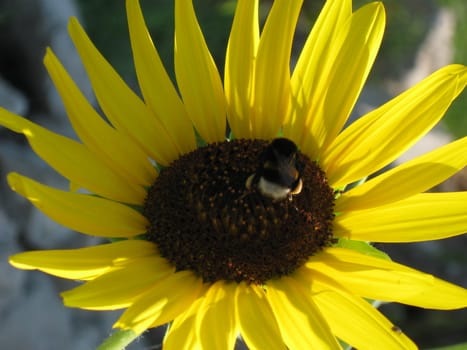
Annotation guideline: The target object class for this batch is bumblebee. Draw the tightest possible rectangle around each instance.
[246,138,303,201]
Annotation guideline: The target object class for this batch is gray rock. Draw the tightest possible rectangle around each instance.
[26,209,77,250]
[0,209,24,311]
[0,0,93,121]
[400,7,456,90]
[0,273,73,350]
[0,76,28,116]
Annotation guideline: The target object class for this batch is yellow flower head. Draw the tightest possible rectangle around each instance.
[1,0,466,349]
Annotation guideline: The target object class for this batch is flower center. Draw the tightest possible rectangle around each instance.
[144,139,335,284]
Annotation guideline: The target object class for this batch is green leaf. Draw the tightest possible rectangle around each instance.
[427,343,467,350]
[335,238,391,261]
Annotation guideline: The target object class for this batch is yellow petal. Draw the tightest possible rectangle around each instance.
[266,277,341,349]
[224,0,259,138]
[62,256,173,310]
[288,2,385,160]
[336,136,467,211]
[115,271,203,335]
[0,110,146,204]
[8,173,148,237]
[196,282,237,350]
[323,64,467,187]
[174,0,226,143]
[297,271,417,350]
[44,48,157,187]
[316,2,385,155]
[285,0,352,153]
[235,283,284,350]
[306,248,467,309]
[335,192,467,242]
[68,17,179,165]
[9,240,157,280]
[163,293,205,350]
[126,0,196,155]
[247,0,303,139]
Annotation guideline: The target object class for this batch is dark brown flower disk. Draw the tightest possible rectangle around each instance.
[144,139,335,285]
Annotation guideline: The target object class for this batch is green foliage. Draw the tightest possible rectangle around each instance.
[428,341,467,350]
[76,0,235,85]
[76,0,133,80]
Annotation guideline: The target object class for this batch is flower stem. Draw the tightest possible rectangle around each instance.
[96,329,139,350]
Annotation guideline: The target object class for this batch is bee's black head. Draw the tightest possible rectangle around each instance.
[267,137,298,159]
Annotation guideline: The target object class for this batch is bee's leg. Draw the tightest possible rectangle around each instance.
[245,174,255,190]
[290,178,303,196]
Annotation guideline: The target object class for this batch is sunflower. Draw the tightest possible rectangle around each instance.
[1,0,466,349]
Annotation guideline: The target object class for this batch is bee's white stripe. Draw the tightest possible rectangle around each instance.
[258,177,290,200]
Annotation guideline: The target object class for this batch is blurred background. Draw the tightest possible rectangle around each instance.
[0,0,465,349]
